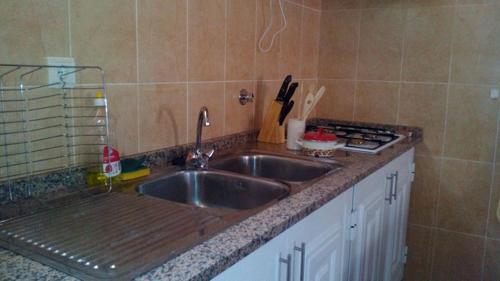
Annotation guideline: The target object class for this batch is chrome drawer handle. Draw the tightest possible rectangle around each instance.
[385,175,393,205]
[279,254,292,281]
[392,171,398,201]
[294,242,306,281]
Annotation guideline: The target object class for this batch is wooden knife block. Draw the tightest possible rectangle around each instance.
[257,100,286,144]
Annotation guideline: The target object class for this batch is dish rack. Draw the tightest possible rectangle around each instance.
[0,64,112,201]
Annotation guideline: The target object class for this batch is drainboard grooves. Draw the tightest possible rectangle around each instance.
[2,194,120,233]
[6,196,140,242]
[0,193,223,280]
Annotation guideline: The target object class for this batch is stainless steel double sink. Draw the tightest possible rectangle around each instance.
[138,151,342,211]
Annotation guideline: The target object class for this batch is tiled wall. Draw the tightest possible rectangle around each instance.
[318,0,500,280]
[0,0,321,156]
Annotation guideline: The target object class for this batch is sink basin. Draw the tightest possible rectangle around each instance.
[211,153,338,182]
[137,170,289,210]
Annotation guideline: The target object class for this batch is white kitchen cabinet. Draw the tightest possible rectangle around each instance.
[213,149,415,281]
[210,222,292,281]
[348,164,392,281]
[291,188,352,281]
[349,148,414,281]
[383,149,414,281]
[213,188,353,281]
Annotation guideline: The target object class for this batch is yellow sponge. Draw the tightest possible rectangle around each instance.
[119,167,151,181]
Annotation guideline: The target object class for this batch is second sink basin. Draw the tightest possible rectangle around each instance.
[211,153,338,182]
[138,170,289,210]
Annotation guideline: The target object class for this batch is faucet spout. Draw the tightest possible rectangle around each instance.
[195,106,210,153]
[188,106,214,169]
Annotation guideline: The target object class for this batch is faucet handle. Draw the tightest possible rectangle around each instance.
[204,149,215,159]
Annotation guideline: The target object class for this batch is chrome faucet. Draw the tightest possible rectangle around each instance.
[186,106,214,169]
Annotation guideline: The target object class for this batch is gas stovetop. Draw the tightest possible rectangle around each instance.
[306,123,405,154]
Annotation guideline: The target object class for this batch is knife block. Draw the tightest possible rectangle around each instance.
[257,100,286,144]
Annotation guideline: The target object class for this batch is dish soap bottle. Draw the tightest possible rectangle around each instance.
[103,145,121,178]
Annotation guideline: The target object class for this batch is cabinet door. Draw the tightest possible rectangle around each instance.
[212,229,292,281]
[383,149,414,281]
[350,167,391,281]
[291,189,352,281]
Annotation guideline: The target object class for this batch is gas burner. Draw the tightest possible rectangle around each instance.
[306,123,405,154]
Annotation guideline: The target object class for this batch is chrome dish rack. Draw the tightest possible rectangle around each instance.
[0,64,112,202]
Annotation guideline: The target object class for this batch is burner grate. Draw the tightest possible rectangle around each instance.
[306,123,404,153]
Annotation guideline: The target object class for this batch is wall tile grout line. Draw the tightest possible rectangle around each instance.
[409,222,489,240]
[395,6,409,125]
[319,78,499,88]
[222,0,228,136]
[414,154,495,165]
[482,108,500,280]
[351,9,362,122]
[429,3,458,280]
[284,0,321,13]
[186,0,190,144]
[135,0,141,153]
[252,0,259,130]
[67,0,72,57]
[297,2,305,113]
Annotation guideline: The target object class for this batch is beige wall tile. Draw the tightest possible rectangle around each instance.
[487,165,500,239]
[71,0,137,83]
[354,81,399,124]
[402,7,454,82]
[484,238,500,281]
[188,0,225,81]
[399,83,447,156]
[279,2,303,78]
[0,0,69,65]
[431,229,484,281]
[107,85,139,156]
[457,0,498,6]
[138,84,187,152]
[361,0,404,8]
[225,81,256,134]
[358,8,404,81]
[188,83,225,142]
[437,159,492,235]
[409,156,441,226]
[451,5,500,85]
[254,80,281,128]
[404,225,433,281]
[318,10,360,79]
[406,0,455,7]
[322,0,361,10]
[315,80,355,121]
[443,84,498,162]
[255,0,282,80]
[226,0,256,81]
[138,0,187,82]
[300,9,321,79]
[304,0,322,9]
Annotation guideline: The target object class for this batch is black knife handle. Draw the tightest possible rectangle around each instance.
[283,82,299,104]
[279,100,295,126]
[276,75,292,101]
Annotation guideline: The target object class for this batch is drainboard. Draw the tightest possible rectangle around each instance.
[0,192,223,280]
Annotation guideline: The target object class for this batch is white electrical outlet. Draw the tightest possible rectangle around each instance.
[490,88,499,100]
[46,57,76,88]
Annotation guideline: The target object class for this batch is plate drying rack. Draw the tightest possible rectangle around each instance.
[0,63,112,202]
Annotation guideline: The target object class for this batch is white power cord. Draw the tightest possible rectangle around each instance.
[258,0,287,53]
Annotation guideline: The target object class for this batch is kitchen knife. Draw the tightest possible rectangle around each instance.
[279,100,294,126]
[282,82,299,105]
[276,75,292,101]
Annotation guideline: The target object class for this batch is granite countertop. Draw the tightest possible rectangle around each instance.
[0,124,421,281]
